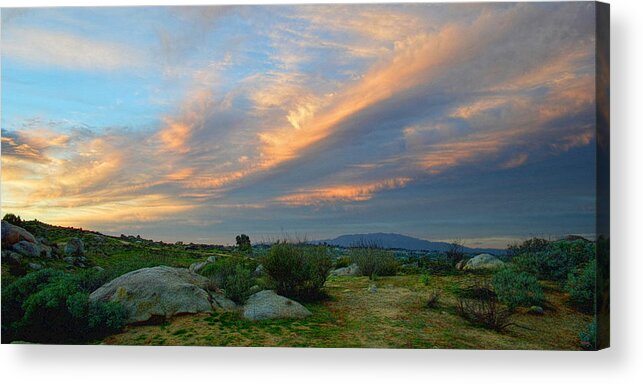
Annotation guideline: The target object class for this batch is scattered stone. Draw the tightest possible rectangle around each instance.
[206,256,217,263]
[331,263,360,277]
[253,264,264,276]
[455,260,466,270]
[89,266,214,324]
[1,221,36,248]
[462,254,505,271]
[528,305,545,315]
[28,262,43,270]
[93,266,105,272]
[13,240,41,257]
[367,284,378,293]
[243,290,311,320]
[64,256,76,265]
[64,238,85,257]
[1,250,22,265]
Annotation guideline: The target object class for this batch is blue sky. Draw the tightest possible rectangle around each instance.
[1,3,599,247]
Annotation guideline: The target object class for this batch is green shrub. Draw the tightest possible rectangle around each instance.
[1,269,126,343]
[334,256,352,269]
[3,213,22,225]
[420,274,430,286]
[513,239,594,282]
[200,257,256,304]
[423,259,456,276]
[565,258,596,313]
[349,247,398,279]
[492,268,544,311]
[579,318,597,350]
[262,243,332,301]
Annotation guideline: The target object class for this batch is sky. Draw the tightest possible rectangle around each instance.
[1,3,599,247]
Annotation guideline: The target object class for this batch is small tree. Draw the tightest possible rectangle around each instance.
[446,240,465,267]
[235,234,252,253]
[3,213,22,226]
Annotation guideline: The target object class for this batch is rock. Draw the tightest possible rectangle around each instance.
[64,256,76,265]
[206,256,217,263]
[64,238,85,257]
[189,261,209,274]
[40,244,53,259]
[13,240,41,257]
[93,266,105,272]
[89,266,214,324]
[28,262,43,270]
[367,284,378,293]
[462,254,505,271]
[211,293,237,310]
[243,290,311,321]
[528,305,545,315]
[248,284,262,296]
[253,264,264,276]
[455,260,466,270]
[331,263,360,277]
[1,250,22,265]
[1,221,36,248]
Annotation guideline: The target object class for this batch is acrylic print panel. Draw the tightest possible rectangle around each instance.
[0,2,609,350]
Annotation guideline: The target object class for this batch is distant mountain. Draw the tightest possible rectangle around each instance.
[314,233,506,254]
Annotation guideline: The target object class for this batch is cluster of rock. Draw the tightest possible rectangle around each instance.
[1,220,88,269]
[89,265,312,324]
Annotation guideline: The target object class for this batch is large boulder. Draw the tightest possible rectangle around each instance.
[1,221,36,248]
[331,263,360,277]
[64,238,85,257]
[89,266,215,324]
[243,290,311,321]
[462,254,505,271]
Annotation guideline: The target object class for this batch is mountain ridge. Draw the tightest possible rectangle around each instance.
[313,232,506,254]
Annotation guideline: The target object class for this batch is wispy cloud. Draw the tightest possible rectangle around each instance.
[2,27,147,71]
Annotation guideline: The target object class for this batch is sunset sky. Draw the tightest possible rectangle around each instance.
[1,3,598,247]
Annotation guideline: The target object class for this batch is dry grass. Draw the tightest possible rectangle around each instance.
[103,274,590,349]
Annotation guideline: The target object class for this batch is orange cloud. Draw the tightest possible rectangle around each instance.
[275,177,411,206]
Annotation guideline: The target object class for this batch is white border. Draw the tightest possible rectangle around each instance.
[1,1,641,383]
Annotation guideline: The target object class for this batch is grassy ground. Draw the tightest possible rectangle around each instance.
[104,274,590,350]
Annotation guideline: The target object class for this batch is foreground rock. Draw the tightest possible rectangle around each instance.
[331,263,360,277]
[90,266,215,324]
[1,221,36,248]
[243,290,311,321]
[462,254,505,271]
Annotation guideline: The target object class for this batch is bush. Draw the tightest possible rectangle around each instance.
[456,281,513,331]
[426,290,441,308]
[508,237,550,258]
[513,239,595,282]
[565,258,596,313]
[422,259,456,276]
[3,213,22,225]
[350,247,398,279]
[262,243,332,301]
[1,269,126,343]
[579,318,597,350]
[200,257,256,304]
[492,268,544,311]
[420,273,430,286]
[334,256,352,269]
